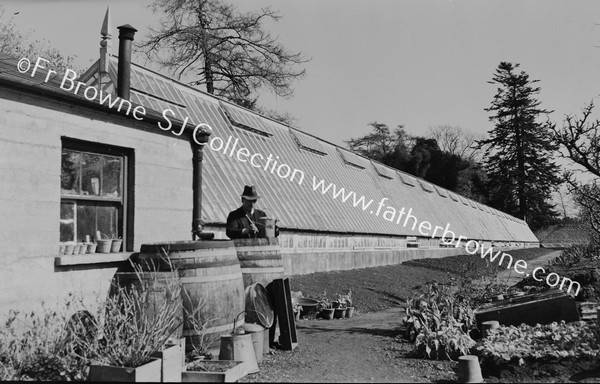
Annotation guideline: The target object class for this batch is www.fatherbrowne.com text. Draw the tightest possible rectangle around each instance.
[20,56,580,296]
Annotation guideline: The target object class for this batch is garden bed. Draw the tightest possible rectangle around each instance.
[242,249,600,383]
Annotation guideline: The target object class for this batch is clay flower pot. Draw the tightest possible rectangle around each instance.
[334,307,346,319]
[321,308,335,320]
[64,244,75,255]
[97,239,112,253]
[345,307,355,318]
[110,239,123,253]
[87,243,98,254]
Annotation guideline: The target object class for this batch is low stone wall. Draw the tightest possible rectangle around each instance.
[205,225,539,276]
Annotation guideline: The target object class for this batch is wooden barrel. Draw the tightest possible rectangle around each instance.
[138,240,245,351]
[233,238,285,288]
[112,271,184,339]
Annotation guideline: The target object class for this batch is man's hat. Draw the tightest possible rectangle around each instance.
[241,185,260,200]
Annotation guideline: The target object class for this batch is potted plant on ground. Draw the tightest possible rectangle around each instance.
[343,290,355,318]
[318,291,335,320]
[334,293,348,319]
[74,265,184,382]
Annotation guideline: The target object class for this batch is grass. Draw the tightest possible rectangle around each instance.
[289,248,557,313]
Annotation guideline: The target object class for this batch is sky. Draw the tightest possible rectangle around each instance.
[4,0,600,149]
[3,0,594,216]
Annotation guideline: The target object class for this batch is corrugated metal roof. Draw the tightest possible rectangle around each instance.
[398,172,417,187]
[435,186,449,198]
[219,101,273,136]
[337,148,371,169]
[71,56,538,242]
[372,162,396,180]
[289,129,327,156]
[418,180,435,193]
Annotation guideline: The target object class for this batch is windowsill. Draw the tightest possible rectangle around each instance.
[54,252,132,267]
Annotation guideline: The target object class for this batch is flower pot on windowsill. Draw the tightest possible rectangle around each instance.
[64,244,75,255]
[111,239,123,253]
[97,239,112,253]
[86,243,98,254]
[88,357,162,382]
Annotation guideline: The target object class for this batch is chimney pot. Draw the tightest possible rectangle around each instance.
[117,24,137,100]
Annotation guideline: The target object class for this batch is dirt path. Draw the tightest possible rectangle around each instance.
[241,308,458,383]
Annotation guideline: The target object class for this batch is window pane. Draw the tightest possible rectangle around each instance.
[102,156,122,198]
[97,205,118,239]
[77,204,96,243]
[60,202,75,242]
[81,153,101,197]
[61,150,81,195]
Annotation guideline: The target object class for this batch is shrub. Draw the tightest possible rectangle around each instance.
[0,297,87,381]
[73,263,184,368]
[182,290,219,358]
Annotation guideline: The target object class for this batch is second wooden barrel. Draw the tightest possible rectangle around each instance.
[233,238,285,288]
[139,240,245,351]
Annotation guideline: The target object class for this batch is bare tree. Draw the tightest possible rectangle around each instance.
[138,0,309,106]
[552,101,600,242]
[0,6,77,73]
[428,125,483,161]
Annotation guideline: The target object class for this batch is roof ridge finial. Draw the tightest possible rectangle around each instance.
[100,5,112,48]
[99,5,112,91]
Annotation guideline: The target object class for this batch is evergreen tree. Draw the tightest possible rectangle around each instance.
[479,62,560,229]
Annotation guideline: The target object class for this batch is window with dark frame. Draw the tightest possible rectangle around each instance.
[59,139,133,252]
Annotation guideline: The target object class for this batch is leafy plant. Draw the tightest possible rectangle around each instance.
[477,321,600,366]
[405,282,477,334]
[336,289,353,308]
[415,325,476,360]
[404,281,478,356]
[318,291,333,310]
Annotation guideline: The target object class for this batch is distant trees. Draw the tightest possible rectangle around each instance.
[345,122,411,170]
[345,122,488,201]
[138,0,309,109]
[479,62,561,229]
[552,102,600,243]
[428,124,482,162]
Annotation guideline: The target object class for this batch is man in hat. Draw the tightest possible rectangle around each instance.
[226,185,279,239]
